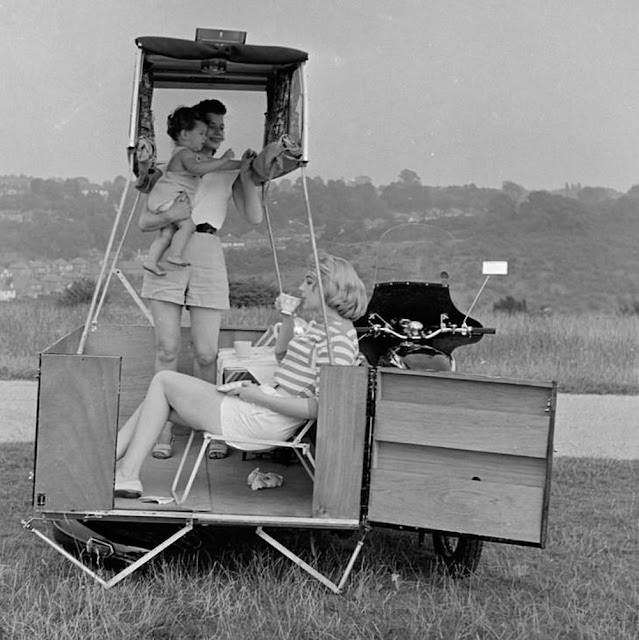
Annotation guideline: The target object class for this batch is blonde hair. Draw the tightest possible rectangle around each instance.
[310,252,368,321]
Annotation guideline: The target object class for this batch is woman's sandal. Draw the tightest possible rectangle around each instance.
[114,473,143,499]
[207,441,229,459]
[152,438,174,460]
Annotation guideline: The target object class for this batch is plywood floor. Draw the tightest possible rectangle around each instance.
[114,433,313,517]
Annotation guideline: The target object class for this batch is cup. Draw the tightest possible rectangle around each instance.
[233,340,253,358]
[277,293,302,316]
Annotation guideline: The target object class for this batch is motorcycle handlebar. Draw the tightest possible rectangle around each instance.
[365,324,496,339]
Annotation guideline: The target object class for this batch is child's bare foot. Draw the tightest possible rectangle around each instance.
[143,262,167,276]
[166,256,190,267]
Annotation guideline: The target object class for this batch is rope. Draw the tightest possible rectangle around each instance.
[299,165,334,365]
[261,182,283,293]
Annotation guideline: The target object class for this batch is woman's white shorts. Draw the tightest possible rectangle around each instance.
[220,392,304,451]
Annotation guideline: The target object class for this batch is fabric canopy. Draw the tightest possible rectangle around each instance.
[136,37,308,66]
[130,35,307,185]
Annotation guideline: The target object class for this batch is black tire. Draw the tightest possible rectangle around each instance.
[432,533,483,577]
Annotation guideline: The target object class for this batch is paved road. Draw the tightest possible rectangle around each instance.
[1,381,637,459]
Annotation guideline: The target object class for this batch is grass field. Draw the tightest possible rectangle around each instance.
[1,443,637,639]
[0,300,637,393]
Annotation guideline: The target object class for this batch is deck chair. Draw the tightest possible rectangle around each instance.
[171,419,316,505]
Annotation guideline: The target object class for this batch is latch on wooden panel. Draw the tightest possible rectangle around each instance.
[545,396,553,413]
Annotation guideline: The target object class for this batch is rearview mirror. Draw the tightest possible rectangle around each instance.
[482,261,508,276]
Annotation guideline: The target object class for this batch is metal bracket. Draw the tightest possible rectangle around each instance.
[255,526,368,593]
[113,268,154,326]
[22,518,193,589]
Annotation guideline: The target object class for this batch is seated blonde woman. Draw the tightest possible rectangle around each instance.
[114,251,368,498]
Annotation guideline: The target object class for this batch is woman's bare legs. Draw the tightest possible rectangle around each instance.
[150,299,183,458]
[190,306,227,458]
[116,370,225,485]
[116,404,143,460]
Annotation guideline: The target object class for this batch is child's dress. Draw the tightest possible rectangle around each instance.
[147,145,199,212]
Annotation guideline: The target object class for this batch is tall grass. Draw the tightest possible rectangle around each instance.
[456,311,639,394]
[2,443,637,639]
[0,301,637,393]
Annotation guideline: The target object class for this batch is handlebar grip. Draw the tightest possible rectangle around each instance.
[472,327,496,334]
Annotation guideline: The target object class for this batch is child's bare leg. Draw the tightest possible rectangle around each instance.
[166,218,196,267]
[143,227,175,276]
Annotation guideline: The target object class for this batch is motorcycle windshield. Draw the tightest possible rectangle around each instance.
[356,224,483,354]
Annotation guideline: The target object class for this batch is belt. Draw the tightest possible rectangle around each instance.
[195,223,217,235]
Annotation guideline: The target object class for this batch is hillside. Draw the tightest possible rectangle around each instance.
[1,174,638,313]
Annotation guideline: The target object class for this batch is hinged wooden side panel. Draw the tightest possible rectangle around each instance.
[313,365,368,520]
[367,369,555,546]
[34,353,121,512]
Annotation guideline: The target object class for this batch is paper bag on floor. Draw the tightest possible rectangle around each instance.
[247,467,284,491]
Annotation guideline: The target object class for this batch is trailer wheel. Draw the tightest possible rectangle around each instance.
[432,534,483,577]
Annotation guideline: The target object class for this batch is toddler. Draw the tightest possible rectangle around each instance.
[143,106,235,276]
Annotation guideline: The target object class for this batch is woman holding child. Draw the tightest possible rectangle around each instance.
[114,252,367,498]
[138,99,263,460]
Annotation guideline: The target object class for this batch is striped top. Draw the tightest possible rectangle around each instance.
[274,319,359,398]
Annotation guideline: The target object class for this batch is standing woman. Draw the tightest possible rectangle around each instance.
[137,99,263,459]
[114,252,368,498]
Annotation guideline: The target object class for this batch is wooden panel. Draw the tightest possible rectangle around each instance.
[368,468,544,543]
[375,401,550,457]
[35,353,120,512]
[206,449,313,517]
[368,369,555,545]
[379,368,552,416]
[41,325,83,355]
[313,365,368,519]
[374,442,546,488]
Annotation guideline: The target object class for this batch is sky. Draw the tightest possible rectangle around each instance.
[1,0,639,191]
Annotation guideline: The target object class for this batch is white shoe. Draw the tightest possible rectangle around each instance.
[114,475,143,499]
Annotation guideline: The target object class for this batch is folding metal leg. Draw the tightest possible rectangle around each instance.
[22,518,193,589]
[256,526,368,593]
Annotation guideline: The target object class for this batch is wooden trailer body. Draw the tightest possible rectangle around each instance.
[34,324,555,549]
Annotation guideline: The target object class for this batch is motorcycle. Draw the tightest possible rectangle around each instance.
[355,223,498,575]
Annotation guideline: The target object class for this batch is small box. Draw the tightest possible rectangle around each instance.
[195,28,247,44]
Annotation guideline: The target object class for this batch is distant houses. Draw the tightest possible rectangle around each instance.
[0,175,31,196]
[0,254,140,300]
[0,268,16,301]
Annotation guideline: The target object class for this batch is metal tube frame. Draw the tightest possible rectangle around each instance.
[22,518,194,589]
[256,526,368,594]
